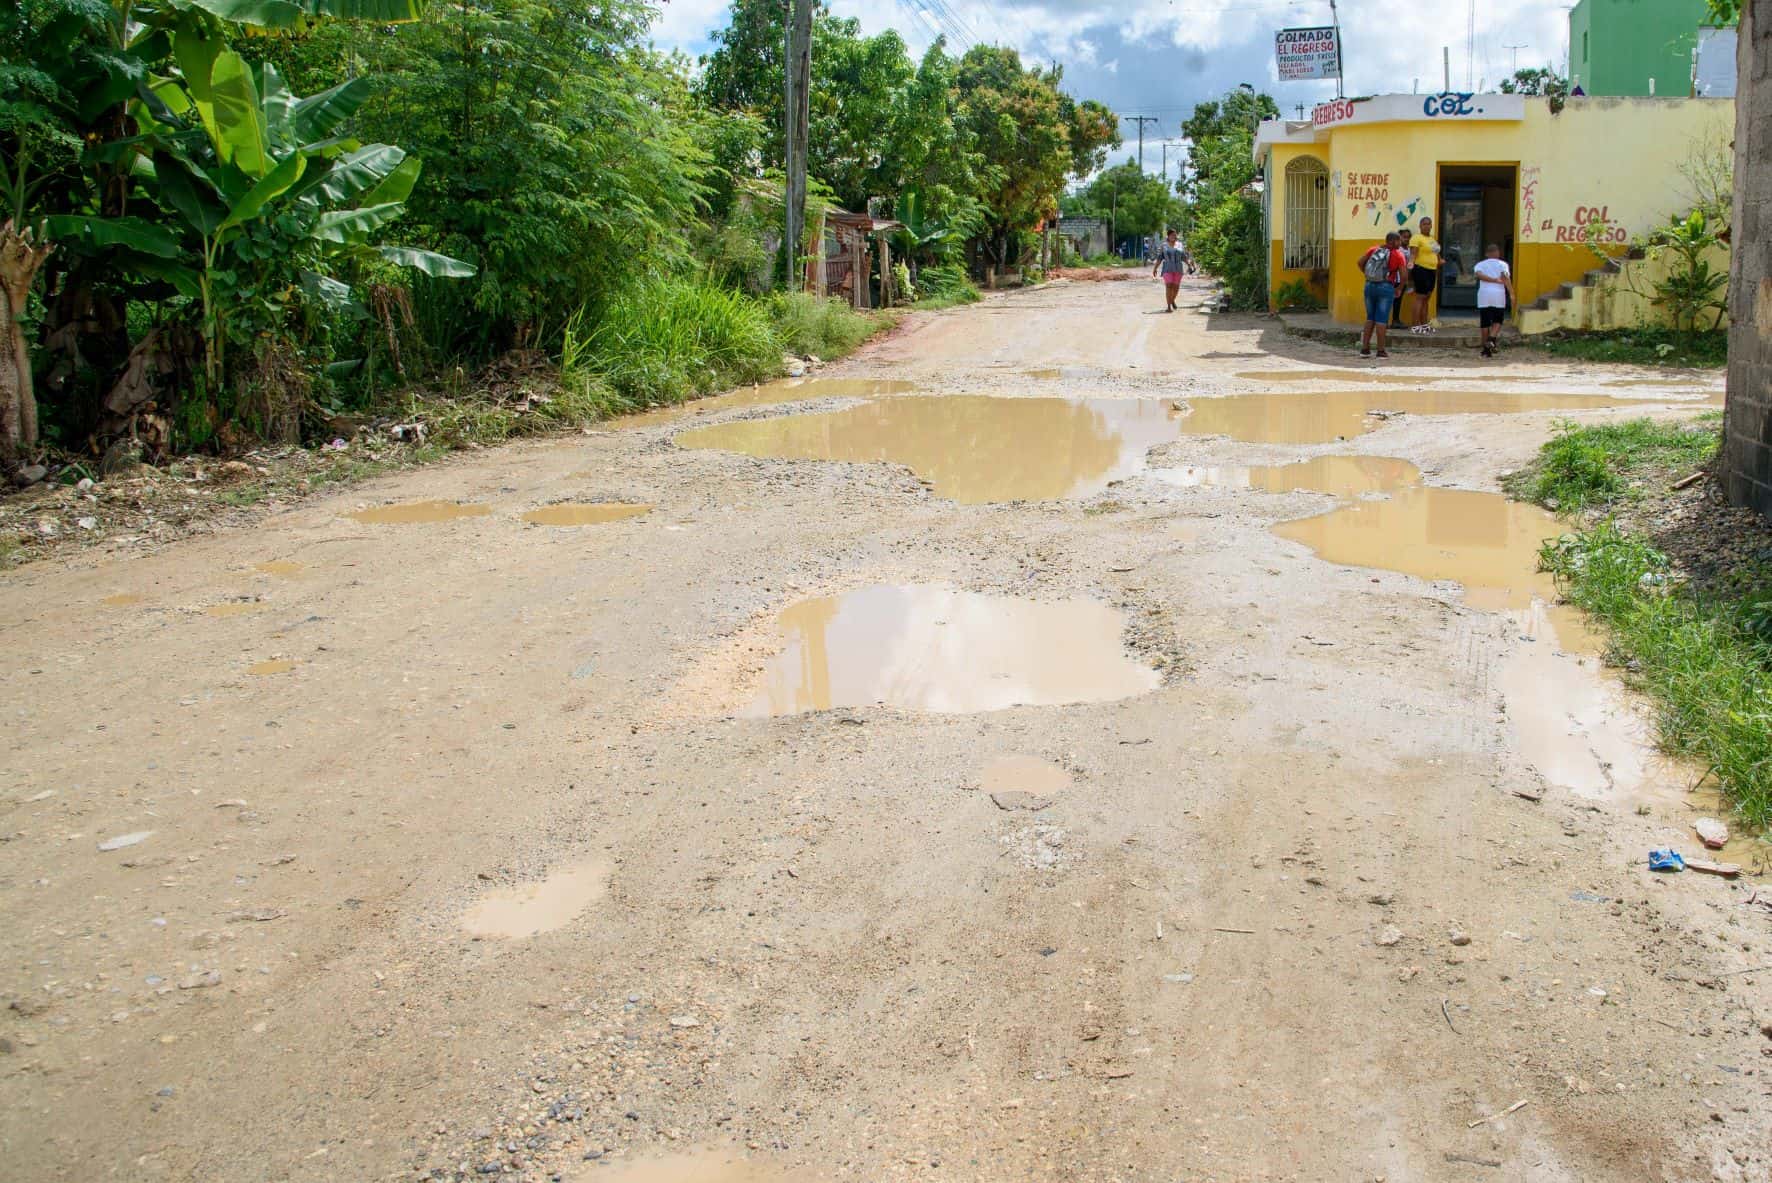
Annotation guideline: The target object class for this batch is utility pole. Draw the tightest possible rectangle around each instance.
[1328,0,1346,98]
[783,0,812,290]
[1503,43,1528,75]
[1124,114,1160,175]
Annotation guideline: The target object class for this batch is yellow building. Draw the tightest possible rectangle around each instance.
[1253,94,1734,329]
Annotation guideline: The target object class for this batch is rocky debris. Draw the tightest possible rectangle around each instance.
[178,970,222,990]
[1375,925,1404,947]
[12,464,46,487]
[1366,892,1395,906]
[999,824,1073,870]
[1695,817,1729,849]
[97,830,153,852]
[782,355,808,378]
[1449,930,1472,947]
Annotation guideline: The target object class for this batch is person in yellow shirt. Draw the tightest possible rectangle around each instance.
[1408,216,1441,334]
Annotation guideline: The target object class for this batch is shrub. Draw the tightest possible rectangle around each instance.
[1272,279,1323,312]
[914,263,980,306]
[767,292,879,359]
[1191,194,1266,310]
[586,280,781,408]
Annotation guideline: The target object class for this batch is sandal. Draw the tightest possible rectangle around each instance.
[1375,350,1390,359]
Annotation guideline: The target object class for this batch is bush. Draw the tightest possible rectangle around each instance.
[914,263,980,307]
[586,280,781,408]
[767,292,880,359]
[1537,328,1727,369]
[1272,279,1323,312]
[1191,194,1266,310]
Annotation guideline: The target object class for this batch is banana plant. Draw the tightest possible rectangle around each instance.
[127,47,470,385]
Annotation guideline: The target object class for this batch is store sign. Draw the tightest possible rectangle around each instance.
[1276,27,1340,81]
[1310,93,1526,128]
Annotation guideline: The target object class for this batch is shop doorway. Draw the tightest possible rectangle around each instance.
[1436,164,1517,315]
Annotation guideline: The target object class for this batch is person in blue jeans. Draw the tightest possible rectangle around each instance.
[1358,232,1408,358]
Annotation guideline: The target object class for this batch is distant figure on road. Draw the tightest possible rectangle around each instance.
[1358,231,1408,359]
[1153,229,1187,313]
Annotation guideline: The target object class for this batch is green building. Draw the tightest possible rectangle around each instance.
[1568,0,1710,96]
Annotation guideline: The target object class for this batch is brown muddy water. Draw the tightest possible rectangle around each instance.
[520,503,652,527]
[623,378,917,427]
[1235,370,1454,385]
[677,396,1179,503]
[461,860,611,939]
[349,500,492,525]
[254,560,304,577]
[1273,486,1561,610]
[247,659,295,676]
[1154,456,1421,497]
[1178,389,1640,445]
[741,584,1160,716]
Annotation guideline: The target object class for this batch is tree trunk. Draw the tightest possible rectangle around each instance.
[0,220,53,460]
[1724,0,1772,517]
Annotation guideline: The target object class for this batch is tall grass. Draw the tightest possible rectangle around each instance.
[768,291,884,359]
[587,279,783,408]
[1540,524,1772,825]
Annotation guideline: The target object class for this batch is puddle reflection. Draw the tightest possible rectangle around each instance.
[743,585,1159,716]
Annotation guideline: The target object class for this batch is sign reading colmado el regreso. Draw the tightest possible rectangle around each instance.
[1275,27,1340,81]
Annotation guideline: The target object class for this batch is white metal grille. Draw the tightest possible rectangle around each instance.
[1283,157,1330,271]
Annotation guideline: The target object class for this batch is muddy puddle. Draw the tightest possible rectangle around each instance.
[1179,389,1638,446]
[254,560,304,577]
[1154,456,1421,497]
[623,378,917,427]
[462,860,610,939]
[100,593,144,607]
[1235,370,1452,385]
[1273,486,1561,610]
[742,584,1160,716]
[247,659,295,676]
[349,500,492,525]
[520,503,651,527]
[677,396,1179,503]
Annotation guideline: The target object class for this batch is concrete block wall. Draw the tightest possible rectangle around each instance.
[1725,0,1772,517]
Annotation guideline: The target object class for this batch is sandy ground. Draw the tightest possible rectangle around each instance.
[3,277,1769,1183]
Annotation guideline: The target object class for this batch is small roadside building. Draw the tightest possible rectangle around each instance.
[1253,93,1734,328]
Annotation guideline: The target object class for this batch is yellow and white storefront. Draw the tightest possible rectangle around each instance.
[1253,94,1734,328]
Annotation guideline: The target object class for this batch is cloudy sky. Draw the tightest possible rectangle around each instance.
[647,0,1573,185]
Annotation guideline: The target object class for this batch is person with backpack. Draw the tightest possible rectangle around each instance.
[1359,232,1408,358]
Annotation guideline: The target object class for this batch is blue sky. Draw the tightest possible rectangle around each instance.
[647,0,1574,186]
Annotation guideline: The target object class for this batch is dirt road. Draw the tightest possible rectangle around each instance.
[4,277,1768,1182]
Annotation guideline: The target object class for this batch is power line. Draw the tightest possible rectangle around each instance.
[1121,114,1161,174]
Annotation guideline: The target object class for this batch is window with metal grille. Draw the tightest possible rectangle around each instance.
[1283,156,1330,271]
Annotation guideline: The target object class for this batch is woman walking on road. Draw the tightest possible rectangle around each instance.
[1153,229,1186,313]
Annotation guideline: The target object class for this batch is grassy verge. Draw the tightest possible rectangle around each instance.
[1534,328,1727,369]
[1511,417,1772,825]
[1502,417,1719,510]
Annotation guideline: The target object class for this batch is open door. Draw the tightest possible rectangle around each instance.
[1437,165,1517,315]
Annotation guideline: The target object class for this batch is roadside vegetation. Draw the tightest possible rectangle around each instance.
[1537,329,1728,369]
[1513,417,1772,825]
[1,0,1116,492]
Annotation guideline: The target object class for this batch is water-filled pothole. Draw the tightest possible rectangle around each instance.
[520,503,652,527]
[1234,370,1452,385]
[1272,486,1561,610]
[349,500,492,524]
[1154,456,1421,497]
[677,396,1179,503]
[1179,390,1632,445]
[742,585,1160,716]
[462,860,610,938]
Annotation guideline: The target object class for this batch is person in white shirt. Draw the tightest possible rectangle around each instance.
[1472,244,1516,358]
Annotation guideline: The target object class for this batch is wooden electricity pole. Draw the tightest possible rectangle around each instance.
[784,0,812,290]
